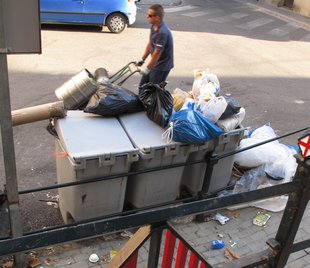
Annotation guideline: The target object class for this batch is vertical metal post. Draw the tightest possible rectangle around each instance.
[196,153,218,222]
[147,226,163,268]
[273,155,310,267]
[200,152,218,194]
[0,0,24,266]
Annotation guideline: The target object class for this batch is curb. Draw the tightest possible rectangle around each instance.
[137,0,182,7]
[235,0,310,31]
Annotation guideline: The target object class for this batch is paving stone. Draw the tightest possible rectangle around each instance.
[286,257,307,268]
[57,260,91,268]
[287,250,307,261]
[33,202,310,267]
[138,245,149,262]
[52,256,76,267]
[234,245,253,257]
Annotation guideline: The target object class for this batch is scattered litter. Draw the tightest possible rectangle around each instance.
[213,213,230,225]
[224,248,240,260]
[120,230,134,238]
[89,253,99,263]
[110,250,118,259]
[26,256,42,268]
[46,201,59,208]
[3,260,14,268]
[195,214,213,222]
[218,233,224,238]
[253,211,271,226]
[230,242,237,247]
[44,257,53,266]
[211,240,225,249]
[101,253,111,264]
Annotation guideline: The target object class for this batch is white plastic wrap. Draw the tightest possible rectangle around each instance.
[191,69,220,99]
[216,107,246,132]
[195,96,227,123]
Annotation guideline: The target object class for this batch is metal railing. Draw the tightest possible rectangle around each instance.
[0,126,309,267]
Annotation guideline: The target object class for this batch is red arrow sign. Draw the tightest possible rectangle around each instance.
[298,135,310,158]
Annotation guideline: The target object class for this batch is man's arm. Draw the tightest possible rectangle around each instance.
[146,49,161,70]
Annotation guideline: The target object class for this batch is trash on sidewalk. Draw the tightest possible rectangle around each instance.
[2,259,14,268]
[253,211,271,226]
[218,124,298,212]
[89,253,99,263]
[211,240,225,249]
[44,257,53,266]
[230,242,237,247]
[212,212,230,225]
[224,248,240,260]
[110,250,118,259]
[26,253,42,268]
[120,230,134,238]
[234,124,297,182]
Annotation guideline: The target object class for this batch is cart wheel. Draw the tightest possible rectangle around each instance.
[106,13,127,33]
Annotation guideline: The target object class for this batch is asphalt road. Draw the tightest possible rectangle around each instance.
[1,0,310,232]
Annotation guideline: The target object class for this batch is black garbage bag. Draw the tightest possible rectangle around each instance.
[138,82,173,128]
[219,98,241,120]
[84,83,143,116]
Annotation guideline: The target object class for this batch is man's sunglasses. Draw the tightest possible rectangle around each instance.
[147,14,157,18]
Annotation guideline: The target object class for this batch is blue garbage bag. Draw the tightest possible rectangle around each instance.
[168,109,223,144]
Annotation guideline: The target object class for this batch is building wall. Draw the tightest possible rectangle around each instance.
[293,0,310,17]
[263,0,310,18]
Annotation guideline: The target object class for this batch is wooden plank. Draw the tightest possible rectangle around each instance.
[106,225,151,268]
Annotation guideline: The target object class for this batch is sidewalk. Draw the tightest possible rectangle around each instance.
[13,205,309,267]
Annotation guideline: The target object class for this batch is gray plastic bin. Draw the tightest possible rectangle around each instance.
[54,111,138,223]
[181,127,245,196]
[118,112,197,208]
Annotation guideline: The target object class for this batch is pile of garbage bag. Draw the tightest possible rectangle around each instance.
[81,67,245,145]
[164,69,245,144]
[219,124,299,212]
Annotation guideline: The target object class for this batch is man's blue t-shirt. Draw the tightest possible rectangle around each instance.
[150,22,174,71]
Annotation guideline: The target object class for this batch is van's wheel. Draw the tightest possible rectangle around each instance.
[106,13,127,33]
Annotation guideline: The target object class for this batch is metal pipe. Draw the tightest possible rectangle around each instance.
[11,101,66,126]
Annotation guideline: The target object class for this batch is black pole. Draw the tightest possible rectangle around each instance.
[273,155,310,267]
[147,225,164,268]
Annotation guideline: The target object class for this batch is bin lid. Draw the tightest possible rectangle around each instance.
[118,112,178,152]
[55,111,137,161]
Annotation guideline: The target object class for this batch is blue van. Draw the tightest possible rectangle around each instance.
[40,0,139,33]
